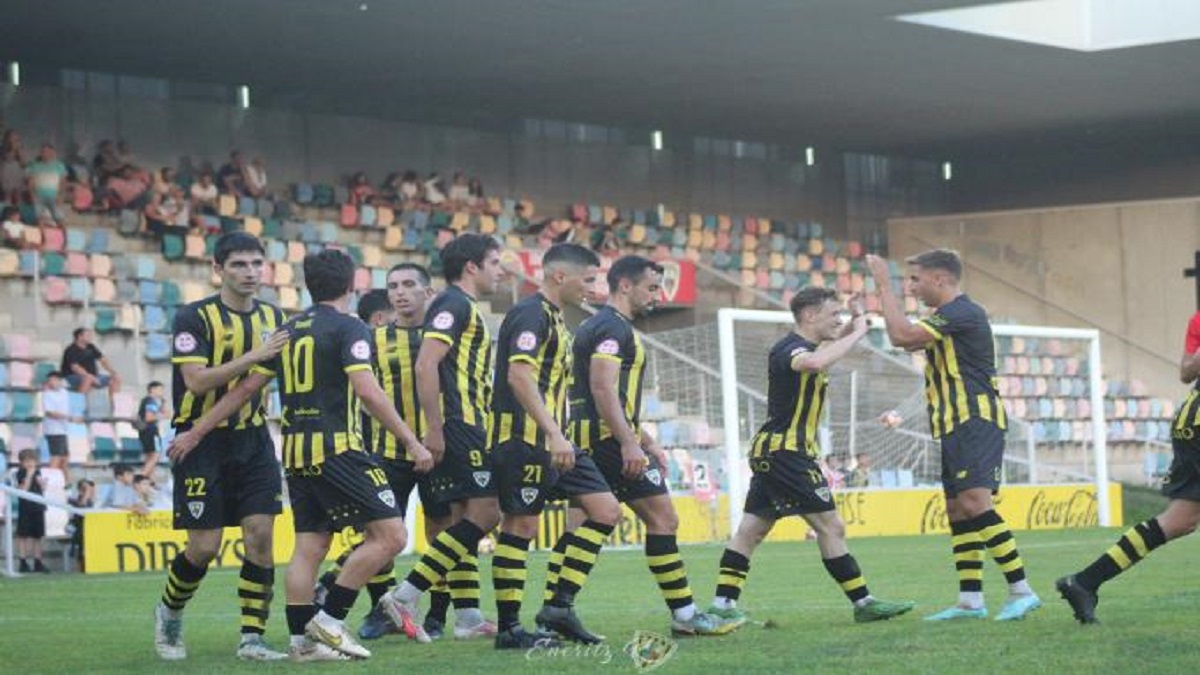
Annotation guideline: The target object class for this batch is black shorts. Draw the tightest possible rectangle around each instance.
[139,429,159,455]
[46,435,69,458]
[172,426,283,530]
[427,419,495,505]
[939,417,1005,498]
[589,437,670,503]
[380,456,451,519]
[287,450,403,534]
[495,439,611,515]
[744,451,835,519]
[17,505,46,538]
[1162,425,1200,501]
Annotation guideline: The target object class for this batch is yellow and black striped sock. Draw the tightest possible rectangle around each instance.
[972,510,1027,584]
[493,533,531,631]
[551,520,614,606]
[238,560,274,636]
[1076,518,1167,591]
[646,534,694,611]
[543,532,571,602]
[715,549,750,603]
[366,560,396,606]
[161,553,208,611]
[428,583,451,624]
[404,520,484,592]
[449,554,482,610]
[950,520,985,595]
[822,554,870,604]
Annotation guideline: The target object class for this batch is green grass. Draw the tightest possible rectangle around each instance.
[2,528,1197,673]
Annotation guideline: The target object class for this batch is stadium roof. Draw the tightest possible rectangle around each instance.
[5,0,1200,157]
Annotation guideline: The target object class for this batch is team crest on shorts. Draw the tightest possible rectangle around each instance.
[815,487,832,502]
[645,468,663,486]
[472,471,491,487]
[624,630,678,672]
[378,489,397,509]
[520,487,539,505]
[187,501,205,519]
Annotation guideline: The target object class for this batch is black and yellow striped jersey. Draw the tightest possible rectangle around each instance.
[567,305,646,449]
[370,322,425,461]
[916,294,1007,438]
[251,304,374,469]
[750,333,827,459]
[1173,390,1200,434]
[492,293,571,447]
[170,295,285,432]
[423,284,493,431]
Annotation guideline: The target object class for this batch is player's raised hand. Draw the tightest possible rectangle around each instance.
[549,432,575,471]
[409,441,434,473]
[166,430,200,463]
[424,427,446,466]
[864,254,890,287]
[847,292,866,317]
[621,439,648,479]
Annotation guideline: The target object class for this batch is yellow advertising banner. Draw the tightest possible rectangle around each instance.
[83,484,1119,574]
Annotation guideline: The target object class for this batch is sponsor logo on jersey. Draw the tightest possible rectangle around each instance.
[516,331,538,351]
[596,338,620,355]
[432,311,455,330]
[351,339,371,360]
[174,332,198,353]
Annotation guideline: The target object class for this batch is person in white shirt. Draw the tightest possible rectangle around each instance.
[243,157,268,198]
[41,371,80,481]
[190,171,219,214]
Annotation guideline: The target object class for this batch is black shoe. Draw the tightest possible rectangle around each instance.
[494,625,559,650]
[1056,575,1099,624]
[423,617,445,641]
[33,560,50,574]
[18,559,30,573]
[535,604,603,645]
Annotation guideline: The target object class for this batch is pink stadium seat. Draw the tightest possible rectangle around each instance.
[353,267,371,291]
[92,278,116,303]
[65,252,89,276]
[184,234,206,260]
[89,253,112,278]
[755,269,770,288]
[112,392,136,419]
[259,261,275,286]
[849,273,866,293]
[286,241,306,263]
[340,204,359,228]
[744,217,758,234]
[846,241,864,258]
[41,276,69,304]
[835,273,852,292]
[571,204,588,221]
[41,227,66,252]
[436,229,456,248]
[714,232,730,251]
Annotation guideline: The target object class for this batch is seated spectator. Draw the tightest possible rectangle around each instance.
[561,217,592,245]
[591,220,620,254]
[14,448,49,573]
[63,145,95,212]
[218,151,246,195]
[103,166,151,210]
[131,474,159,512]
[424,172,447,207]
[349,171,375,206]
[190,170,219,215]
[63,141,92,187]
[448,171,470,206]
[512,202,533,234]
[821,454,846,491]
[378,172,401,204]
[1,128,26,162]
[538,218,572,248]
[137,381,167,477]
[41,370,79,482]
[151,167,178,198]
[1,142,26,204]
[2,205,26,249]
[468,177,485,208]
[92,139,125,184]
[101,463,141,511]
[115,139,140,172]
[243,156,268,198]
[61,327,121,397]
[845,453,872,488]
[398,170,421,204]
[144,188,181,238]
[67,478,95,571]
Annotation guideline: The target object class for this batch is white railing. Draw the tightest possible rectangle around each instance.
[0,482,103,577]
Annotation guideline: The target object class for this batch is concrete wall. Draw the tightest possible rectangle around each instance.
[888,197,1200,401]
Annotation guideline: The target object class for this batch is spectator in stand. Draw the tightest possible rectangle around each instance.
[1,128,25,162]
[243,156,268,198]
[560,217,592,245]
[592,218,622,254]
[398,169,421,205]
[116,140,140,172]
[2,205,26,249]
[26,143,68,219]
[0,143,25,205]
[349,171,375,206]
[104,165,151,210]
[378,172,402,204]
[61,327,121,398]
[152,167,178,198]
[846,453,872,488]
[355,288,394,327]
[14,448,50,573]
[41,371,80,482]
[448,171,470,206]
[137,381,167,477]
[468,176,485,209]
[190,170,219,215]
[144,186,185,238]
[424,171,447,207]
[132,474,159,512]
[67,478,95,571]
[218,151,246,195]
[821,454,846,491]
[102,462,143,512]
[512,202,533,234]
[92,140,125,184]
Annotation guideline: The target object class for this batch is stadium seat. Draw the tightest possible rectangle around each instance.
[0,249,18,276]
[41,226,65,252]
[139,280,162,305]
[0,393,10,419]
[143,305,167,332]
[293,183,314,204]
[218,194,237,217]
[144,333,171,362]
[360,205,377,227]
[64,251,89,276]
[361,244,382,268]
[41,252,66,276]
[353,267,371,291]
[279,286,300,311]
[243,217,263,237]
[86,228,112,254]
[118,209,141,236]
[274,263,296,289]
[238,197,256,217]
[376,206,395,228]
[257,199,275,219]
[340,204,358,228]
[41,276,69,304]
[383,226,403,251]
[68,278,91,304]
[313,184,335,207]
[10,391,37,419]
[66,228,87,252]
[161,233,185,261]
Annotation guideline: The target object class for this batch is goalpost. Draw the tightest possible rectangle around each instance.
[717,308,1110,532]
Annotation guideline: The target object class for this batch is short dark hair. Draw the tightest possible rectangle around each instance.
[388,262,431,287]
[44,370,62,382]
[543,243,600,270]
[303,249,356,303]
[73,327,88,340]
[111,462,132,477]
[440,233,500,283]
[906,248,962,281]
[213,231,265,266]
[2,205,18,221]
[606,255,664,294]
[147,381,163,392]
[357,289,391,323]
[790,287,838,317]
[133,474,150,486]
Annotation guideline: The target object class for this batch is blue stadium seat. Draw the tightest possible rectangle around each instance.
[142,305,167,333]
[145,333,171,362]
[139,280,162,305]
[238,197,256,216]
[66,228,87,252]
[293,183,314,204]
[257,199,275,219]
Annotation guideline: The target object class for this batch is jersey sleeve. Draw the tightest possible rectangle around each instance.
[590,316,629,364]
[917,300,976,340]
[171,304,211,365]
[423,293,470,347]
[776,338,814,372]
[505,303,549,366]
[341,319,374,374]
[1186,311,1200,354]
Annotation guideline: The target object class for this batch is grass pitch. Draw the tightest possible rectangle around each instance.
[2,525,1197,674]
